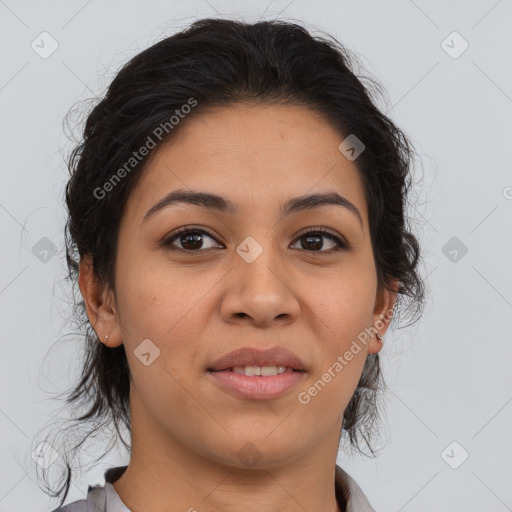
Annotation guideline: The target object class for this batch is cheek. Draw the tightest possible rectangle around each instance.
[115,258,203,337]
[114,262,212,387]
[307,265,376,340]
[301,263,376,400]
[298,283,372,415]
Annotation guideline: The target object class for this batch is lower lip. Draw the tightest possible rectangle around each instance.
[208,369,306,400]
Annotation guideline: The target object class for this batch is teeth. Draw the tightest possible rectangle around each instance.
[232,365,287,376]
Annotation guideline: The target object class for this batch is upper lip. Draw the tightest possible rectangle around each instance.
[208,347,307,371]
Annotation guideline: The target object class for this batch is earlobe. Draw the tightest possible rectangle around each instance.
[78,256,123,348]
[367,279,399,355]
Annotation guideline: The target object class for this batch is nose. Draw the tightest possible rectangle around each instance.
[219,240,301,328]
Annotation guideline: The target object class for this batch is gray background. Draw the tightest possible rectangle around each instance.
[1,0,511,510]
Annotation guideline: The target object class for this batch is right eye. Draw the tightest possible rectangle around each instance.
[162,227,223,253]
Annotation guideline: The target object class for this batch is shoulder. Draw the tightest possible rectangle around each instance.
[49,499,88,512]
[48,465,128,512]
[335,465,376,512]
[49,485,107,512]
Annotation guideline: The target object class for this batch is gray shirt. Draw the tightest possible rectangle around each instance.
[50,464,376,512]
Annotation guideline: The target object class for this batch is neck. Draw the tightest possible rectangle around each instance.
[112,394,345,512]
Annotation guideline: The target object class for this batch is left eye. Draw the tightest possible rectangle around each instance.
[290,229,347,252]
[162,228,347,253]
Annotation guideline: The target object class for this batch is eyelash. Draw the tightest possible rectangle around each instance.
[161,226,349,255]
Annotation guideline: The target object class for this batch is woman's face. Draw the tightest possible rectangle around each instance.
[86,102,395,469]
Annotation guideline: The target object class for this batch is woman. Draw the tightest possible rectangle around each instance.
[43,17,425,512]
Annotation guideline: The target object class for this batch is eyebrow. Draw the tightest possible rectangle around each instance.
[142,188,363,228]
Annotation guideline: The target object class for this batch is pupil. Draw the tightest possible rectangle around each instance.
[303,234,322,250]
[181,232,202,250]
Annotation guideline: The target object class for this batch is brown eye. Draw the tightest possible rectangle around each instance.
[291,229,348,253]
[163,228,222,252]
[162,227,348,255]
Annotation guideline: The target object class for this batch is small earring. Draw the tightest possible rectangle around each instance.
[376,333,383,342]
[102,330,113,343]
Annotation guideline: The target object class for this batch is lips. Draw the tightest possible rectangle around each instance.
[207,346,307,372]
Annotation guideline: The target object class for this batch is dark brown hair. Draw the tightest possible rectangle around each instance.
[38,17,425,506]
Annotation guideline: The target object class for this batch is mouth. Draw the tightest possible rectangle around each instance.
[207,367,307,400]
[207,346,307,373]
[208,366,304,376]
[206,346,307,400]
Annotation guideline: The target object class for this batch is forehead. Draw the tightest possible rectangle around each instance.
[123,103,368,228]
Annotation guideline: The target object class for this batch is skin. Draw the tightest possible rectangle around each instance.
[79,102,397,512]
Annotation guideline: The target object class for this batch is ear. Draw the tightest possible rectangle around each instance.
[367,278,399,355]
[78,255,123,348]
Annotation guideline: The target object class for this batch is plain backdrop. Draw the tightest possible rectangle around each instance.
[1,1,511,511]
